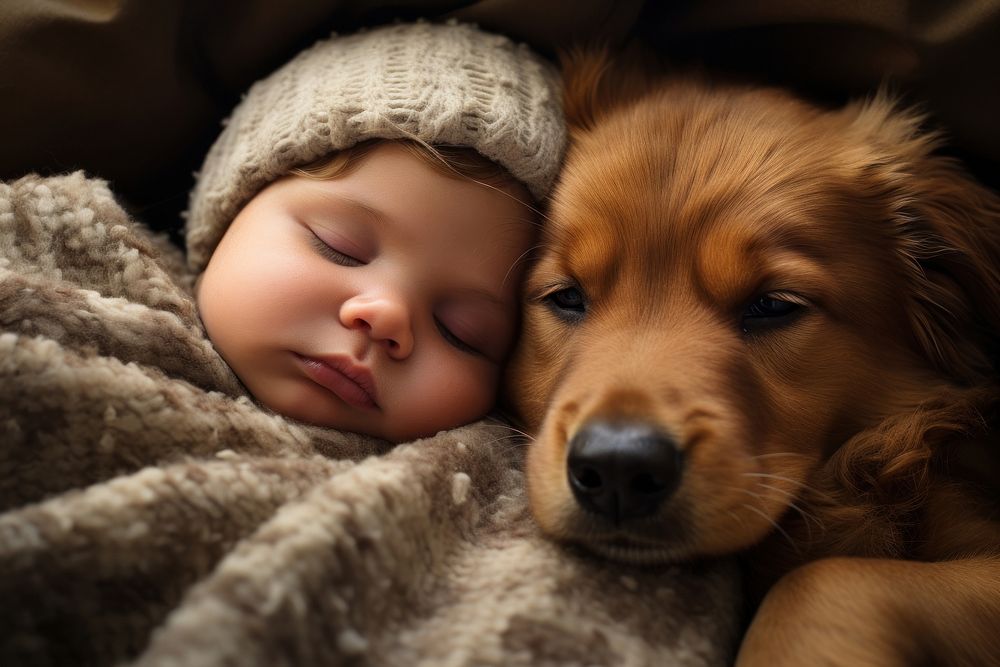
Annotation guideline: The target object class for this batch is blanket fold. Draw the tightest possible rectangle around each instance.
[1,172,739,666]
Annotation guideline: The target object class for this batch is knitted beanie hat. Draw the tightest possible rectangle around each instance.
[185,20,566,272]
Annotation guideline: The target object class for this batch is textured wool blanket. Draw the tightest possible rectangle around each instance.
[0,172,740,666]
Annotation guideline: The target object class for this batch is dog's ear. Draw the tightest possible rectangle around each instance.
[844,94,1000,382]
[559,44,660,132]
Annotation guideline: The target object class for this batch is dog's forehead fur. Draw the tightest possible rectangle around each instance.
[539,81,905,317]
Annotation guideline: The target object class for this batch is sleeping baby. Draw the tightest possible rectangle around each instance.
[187,21,565,442]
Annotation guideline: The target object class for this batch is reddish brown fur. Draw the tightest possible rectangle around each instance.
[508,50,1000,664]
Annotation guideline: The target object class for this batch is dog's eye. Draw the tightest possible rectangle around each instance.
[545,286,587,322]
[742,294,803,333]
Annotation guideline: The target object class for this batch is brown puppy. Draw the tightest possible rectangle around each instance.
[508,52,1000,665]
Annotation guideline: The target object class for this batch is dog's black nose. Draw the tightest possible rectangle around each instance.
[567,421,682,523]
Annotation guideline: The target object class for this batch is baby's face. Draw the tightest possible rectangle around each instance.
[196,142,536,442]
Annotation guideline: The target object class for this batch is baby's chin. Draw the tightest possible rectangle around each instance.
[248,374,493,443]
[250,382,399,442]
[246,377,365,431]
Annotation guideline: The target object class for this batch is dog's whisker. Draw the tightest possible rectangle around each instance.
[478,421,536,454]
[493,433,528,445]
[740,503,801,556]
[480,437,532,458]
[744,484,822,542]
[741,472,803,487]
[742,471,813,490]
[747,479,805,503]
[480,415,526,430]
[483,433,531,447]
[751,481,824,528]
[499,442,531,455]
[738,487,812,541]
[750,452,810,461]
[774,477,838,505]
[485,434,530,445]
[482,419,536,442]
[743,472,836,504]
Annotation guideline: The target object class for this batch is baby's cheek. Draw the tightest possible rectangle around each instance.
[395,359,500,437]
[196,268,236,345]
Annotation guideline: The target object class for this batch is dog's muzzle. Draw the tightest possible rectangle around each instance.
[567,420,683,524]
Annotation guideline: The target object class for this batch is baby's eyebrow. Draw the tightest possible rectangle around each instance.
[304,182,385,224]
[332,195,384,224]
[453,285,508,310]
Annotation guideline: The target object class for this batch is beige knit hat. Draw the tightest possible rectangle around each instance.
[185,20,566,272]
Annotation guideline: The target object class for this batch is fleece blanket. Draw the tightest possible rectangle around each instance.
[0,172,740,666]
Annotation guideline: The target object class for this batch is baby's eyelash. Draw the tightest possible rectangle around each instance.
[308,231,363,267]
[434,318,481,357]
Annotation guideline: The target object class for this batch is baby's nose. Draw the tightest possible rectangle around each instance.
[340,296,414,359]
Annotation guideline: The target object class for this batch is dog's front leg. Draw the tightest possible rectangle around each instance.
[735,556,1000,667]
